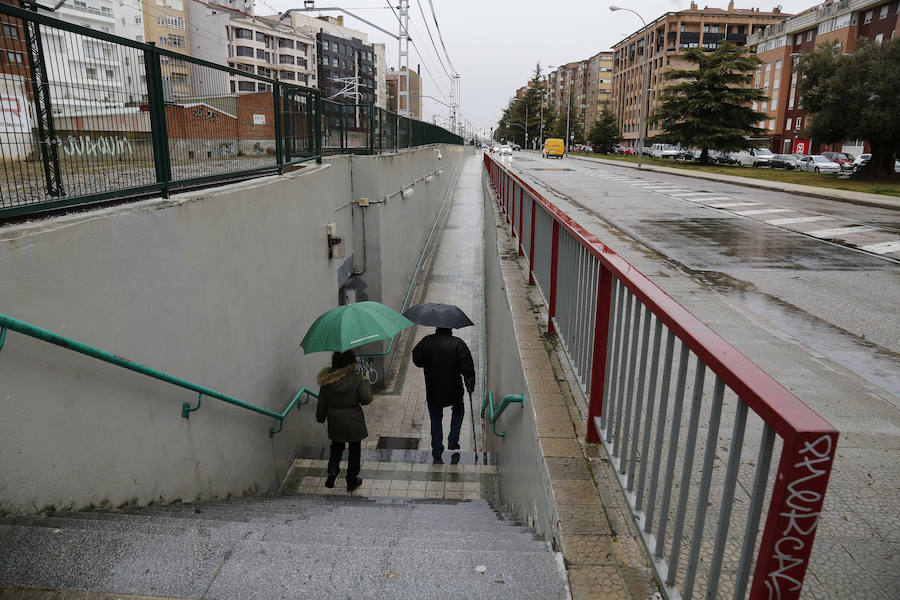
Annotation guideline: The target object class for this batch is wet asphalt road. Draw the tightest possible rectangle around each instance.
[503,151,900,398]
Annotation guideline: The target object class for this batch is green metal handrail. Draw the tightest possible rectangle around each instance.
[481,392,525,439]
[0,313,316,437]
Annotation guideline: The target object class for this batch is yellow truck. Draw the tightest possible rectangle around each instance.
[542,138,565,158]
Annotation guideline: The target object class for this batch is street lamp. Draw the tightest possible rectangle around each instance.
[610,5,649,168]
[506,121,527,150]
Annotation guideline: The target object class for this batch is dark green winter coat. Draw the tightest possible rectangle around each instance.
[315,364,373,442]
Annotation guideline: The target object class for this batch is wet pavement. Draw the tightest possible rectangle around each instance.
[496,151,900,599]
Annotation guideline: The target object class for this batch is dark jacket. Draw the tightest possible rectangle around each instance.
[412,330,476,407]
[315,364,373,442]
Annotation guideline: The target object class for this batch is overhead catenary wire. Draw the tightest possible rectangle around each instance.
[413,0,453,80]
[425,0,456,76]
[383,0,450,102]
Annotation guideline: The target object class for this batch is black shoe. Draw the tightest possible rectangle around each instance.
[448,443,460,450]
[432,454,444,464]
[324,475,336,488]
[450,452,461,465]
[347,477,363,493]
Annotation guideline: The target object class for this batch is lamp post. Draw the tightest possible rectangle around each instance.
[506,121,527,150]
[610,5,649,168]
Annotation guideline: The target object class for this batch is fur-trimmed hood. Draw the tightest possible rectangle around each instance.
[317,363,357,386]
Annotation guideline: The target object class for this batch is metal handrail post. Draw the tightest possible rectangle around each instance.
[273,81,284,172]
[143,43,172,197]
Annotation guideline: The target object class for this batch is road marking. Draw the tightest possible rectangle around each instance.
[688,196,734,202]
[733,208,796,216]
[709,202,764,208]
[806,226,877,238]
[668,192,723,197]
[860,240,900,254]
[765,216,834,225]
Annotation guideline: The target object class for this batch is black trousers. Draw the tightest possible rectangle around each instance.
[327,440,361,481]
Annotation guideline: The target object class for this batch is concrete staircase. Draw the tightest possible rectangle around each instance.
[0,456,571,599]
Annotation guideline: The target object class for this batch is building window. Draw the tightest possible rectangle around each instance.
[786,117,793,130]
[235,28,252,39]
[769,119,775,130]
[238,81,255,91]
[771,98,777,110]
[166,16,184,30]
[256,48,267,60]
[795,116,802,129]
[864,10,873,23]
[875,32,884,44]
[279,70,295,80]
[86,67,97,79]
[879,5,888,18]
[752,101,758,111]
[256,31,267,43]
[278,38,294,49]
[789,95,795,109]
[157,16,165,26]
[279,54,294,64]
[135,16,141,24]
[2,23,19,38]
[236,46,253,57]
[105,68,114,78]
[795,33,802,44]
[158,36,167,46]
[258,82,269,91]
[6,50,23,64]
[168,34,185,48]
[807,30,813,41]
[762,101,768,110]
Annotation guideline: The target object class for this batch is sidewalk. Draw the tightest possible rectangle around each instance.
[565,153,900,210]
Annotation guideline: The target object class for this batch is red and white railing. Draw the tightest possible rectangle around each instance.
[484,153,837,600]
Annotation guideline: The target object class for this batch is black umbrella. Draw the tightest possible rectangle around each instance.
[402,302,474,329]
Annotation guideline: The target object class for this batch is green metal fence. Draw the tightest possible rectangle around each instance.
[0,2,462,219]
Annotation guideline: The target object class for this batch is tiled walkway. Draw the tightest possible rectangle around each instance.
[282,154,490,501]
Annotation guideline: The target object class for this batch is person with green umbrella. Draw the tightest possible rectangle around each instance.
[315,349,372,492]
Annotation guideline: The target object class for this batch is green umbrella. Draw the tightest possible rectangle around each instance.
[300,301,414,354]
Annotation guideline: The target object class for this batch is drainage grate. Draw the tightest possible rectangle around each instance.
[376,436,420,450]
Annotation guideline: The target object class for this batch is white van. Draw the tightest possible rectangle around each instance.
[736,147,774,167]
[650,144,679,159]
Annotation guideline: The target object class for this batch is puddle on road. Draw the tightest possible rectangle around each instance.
[688,268,900,400]
[625,217,897,271]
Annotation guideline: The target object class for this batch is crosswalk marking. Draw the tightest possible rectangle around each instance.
[859,240,900,255]
[806,226,877,238]
[709,202,764,208]
[765,216,834,225]
[688,197,734,202]
[733,208,796,216]
[669,192,723,197]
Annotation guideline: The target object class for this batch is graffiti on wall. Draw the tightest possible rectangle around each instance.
[59,134,135,157]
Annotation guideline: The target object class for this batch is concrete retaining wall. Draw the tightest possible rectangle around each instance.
[0,144,465,514]
[481,171,560,544]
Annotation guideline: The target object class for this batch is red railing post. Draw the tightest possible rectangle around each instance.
[528,198,536,284]
[505,174,511,223]
[748,431,838,600]
[586,266,613,443]
[548,220,559,335]
[510,181,516,235]
[518,187,524,256]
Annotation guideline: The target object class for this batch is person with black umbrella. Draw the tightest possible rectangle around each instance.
[406,303,476,463]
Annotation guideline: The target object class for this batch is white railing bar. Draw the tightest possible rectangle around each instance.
[628,308,654,490]
[683,375,726,598]
[655,341,691,558]
[667,359,708,585]
[707,399,749,599]
[600,278,621,430]
[636,317,664,511]
[645,328,677,533]
[613,291,635,456]
[733,423,776,600]
[620,302,644,473]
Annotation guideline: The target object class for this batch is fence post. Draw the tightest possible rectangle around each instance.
[273,81,284,172]
[528,198,536,284]
[548,220,559,335]
[314,91,323,163]
[748,430,838,600]
[586,266,613,443]
[518,187,524,255]
[368,104,374,153]
[143,43,171,197]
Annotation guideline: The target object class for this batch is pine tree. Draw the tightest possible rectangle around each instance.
[798,38,900,179]
[588,109,622,154]
[649,42,768,163]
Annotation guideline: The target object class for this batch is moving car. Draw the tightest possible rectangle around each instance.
[769,154,802,170]
[499,144,513,156]
[797,154,840,174]
[542,138,565,159]
[821,151,854,171]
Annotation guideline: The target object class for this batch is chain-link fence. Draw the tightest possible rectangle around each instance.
[0,2,462,219]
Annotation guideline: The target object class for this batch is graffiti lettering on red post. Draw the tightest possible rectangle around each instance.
[765,434,834,600]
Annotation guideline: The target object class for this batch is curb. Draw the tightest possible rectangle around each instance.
[564,154,900,211]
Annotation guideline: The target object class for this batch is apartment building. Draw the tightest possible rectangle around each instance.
[188,1,315,96]
[611,1,789,147]
[1,1,32,160]
[748,0,899,155]
[277,13,386,108]
[584,51,614,126]
[386,66,421,117]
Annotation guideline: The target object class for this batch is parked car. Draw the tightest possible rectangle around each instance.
[615,145,636,155]
[821,151,854,171]
[650,143,680,159]
[675,149,701,162]
[853,154,900,173]
[797,154,840,174]
[709,150,739,165]
[769,153,802,170]
[736,147,774,167]
[499,144,513,156]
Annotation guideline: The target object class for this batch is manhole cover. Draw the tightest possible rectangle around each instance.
[376,436,420,450]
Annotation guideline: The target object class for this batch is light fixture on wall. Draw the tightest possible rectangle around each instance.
[424,174,434,183]
[326,222,344,259]
[401,187,415,199]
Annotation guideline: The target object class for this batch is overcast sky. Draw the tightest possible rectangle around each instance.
[265,0,818,132]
